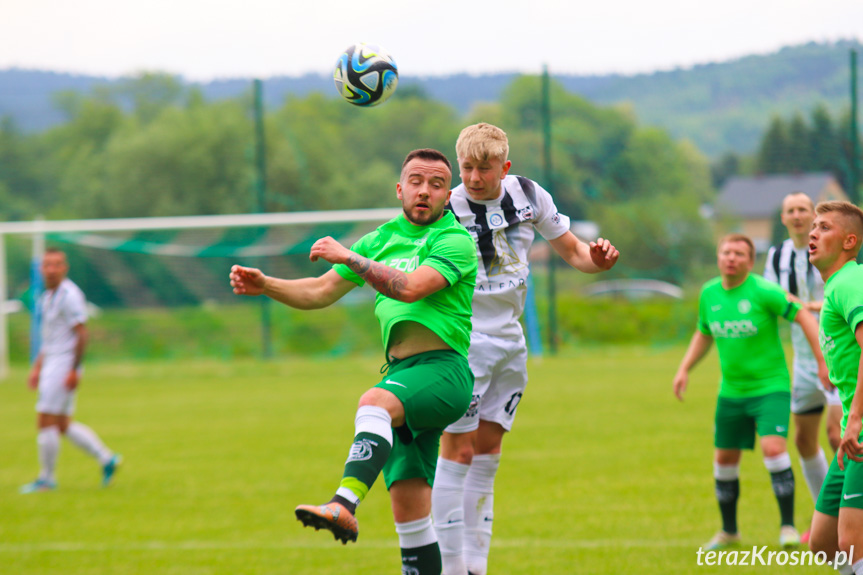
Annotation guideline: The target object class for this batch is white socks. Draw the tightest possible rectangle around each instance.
[463,453,501,575]
[714,462,740,481]
[37,426,61,482]
[433,457,470,575]
[763,452,793,473]
[396,515,438,549]
[800,448,829,502]
[66,421,113,465]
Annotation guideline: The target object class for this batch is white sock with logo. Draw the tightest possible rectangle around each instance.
[433,457,470,575]
[65,422,113,465]
[464,453,501,575]
[800,448,829,502]
[37,426,61,482]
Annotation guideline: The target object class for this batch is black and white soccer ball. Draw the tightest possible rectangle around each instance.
[333,43,398,107]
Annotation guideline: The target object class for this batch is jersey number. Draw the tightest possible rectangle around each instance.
[504,392,523,416]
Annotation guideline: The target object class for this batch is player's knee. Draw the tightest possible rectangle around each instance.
[837,532,859,557]
[441,433,475,464]
[808,530,836,556]
[794,431,818,458]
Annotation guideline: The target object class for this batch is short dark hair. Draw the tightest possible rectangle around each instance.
[44,247,66,256]
[401,148,452,174]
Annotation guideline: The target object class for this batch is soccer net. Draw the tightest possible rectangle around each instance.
[0,209,401,378]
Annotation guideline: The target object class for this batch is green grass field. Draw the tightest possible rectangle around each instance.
[0,346,838,574]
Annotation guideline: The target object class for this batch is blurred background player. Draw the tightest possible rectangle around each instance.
[432,123,619,575]
[764,192,842,542]
[230,148,477,575]
[673,234,829,550]
[20,248,121,493]
[807,201,863,575]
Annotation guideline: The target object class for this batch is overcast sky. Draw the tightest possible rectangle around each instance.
[1,0,861,81]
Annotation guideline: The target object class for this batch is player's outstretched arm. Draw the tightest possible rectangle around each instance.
[673,331,713,401]
[549,231,619,273]
[230,265,355,310]
[795,307,833,390]
[837,323,863,469]
[310,236,450,303]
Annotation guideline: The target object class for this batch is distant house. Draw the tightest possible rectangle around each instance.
[715,172,847,252]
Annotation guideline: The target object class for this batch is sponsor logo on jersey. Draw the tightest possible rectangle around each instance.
[738,299,752,314]
[347,438,379,462]
[486,210,506,229]
[551,212,561,225]
[708,320,757,338]
[387,255,419,272]
[476,277,526,292]
[413,237,427,246]
[843,493,863,500]
[820,329,836,354]
[711,305,722,311]
[516,206,534,221]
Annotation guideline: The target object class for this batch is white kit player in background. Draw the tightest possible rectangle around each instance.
[20,248,121,493]
[432,123,619,575]
[763,192,842,542]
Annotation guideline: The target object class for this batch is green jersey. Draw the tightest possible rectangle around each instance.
[698,274,801,398]
[819,261,863,434]
[334,211,477,358]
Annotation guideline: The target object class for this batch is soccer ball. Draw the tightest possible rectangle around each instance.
[333,43,398,107]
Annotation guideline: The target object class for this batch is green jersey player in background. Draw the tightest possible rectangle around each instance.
[806,201,863,575]
[432,123,619,575]
[673,233,828,551]
[230,149,477,575]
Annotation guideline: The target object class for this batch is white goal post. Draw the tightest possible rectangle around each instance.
[0,208,400,380]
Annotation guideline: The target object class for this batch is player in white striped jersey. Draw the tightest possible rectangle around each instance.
[431,123,619,575]
[763,192,842,543]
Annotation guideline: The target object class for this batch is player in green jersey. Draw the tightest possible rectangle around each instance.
[673,233,828,551]
[230,148,478,575]
[806,201,863,575]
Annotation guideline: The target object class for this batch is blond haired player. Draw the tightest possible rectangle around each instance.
[807,201,863,575]
[432,123,618,575]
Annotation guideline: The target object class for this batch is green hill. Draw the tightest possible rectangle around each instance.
[0,40,860,157]
[572,40,862,156]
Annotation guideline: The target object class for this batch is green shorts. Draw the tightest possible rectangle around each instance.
[815,453,863,517]
[714,392,791,450]
[376,349,473,489]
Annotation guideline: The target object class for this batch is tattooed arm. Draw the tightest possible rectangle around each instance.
[310,236,449,303]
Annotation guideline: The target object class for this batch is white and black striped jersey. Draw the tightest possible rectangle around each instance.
[764,238,823,365]
[447,175,571,338]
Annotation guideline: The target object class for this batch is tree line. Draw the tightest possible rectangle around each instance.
[712,104,862,203]
[2,72,718,284]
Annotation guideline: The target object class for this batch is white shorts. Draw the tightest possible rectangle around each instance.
[35,353,79,416]
[445,332,528,434]
[791,360,842,415]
